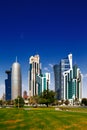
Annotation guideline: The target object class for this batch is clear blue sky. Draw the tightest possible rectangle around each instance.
[0,0,87,98]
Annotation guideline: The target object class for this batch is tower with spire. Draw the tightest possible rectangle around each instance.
[11,57,22,100]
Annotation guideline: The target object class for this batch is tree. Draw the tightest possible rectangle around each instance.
[81,98,87,106]
[15,96,24,108]
[6,100,12,105]
[0,100,3,106]
[29,95,39,105]
[38,90,55,107]
[61,99,64,105]
[64,100,69,105]
[74,98,80,105]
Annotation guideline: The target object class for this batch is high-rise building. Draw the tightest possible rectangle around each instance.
[63,64,82,101]
[53,54,82,101]
[36,73,50,95]
[54,54,72,100]
[28,55,41,97]
[5,70,11,100]
[11,59,22,100]
[53,64,61,99]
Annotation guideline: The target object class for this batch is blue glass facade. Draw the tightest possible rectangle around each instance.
[53,64,61,99]
[54,54,82,101]
[5,70,11,100]
[54,54,72,100]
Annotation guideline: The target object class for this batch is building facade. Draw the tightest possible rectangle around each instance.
[23,90,28,100]
[11,60,22,100]
[54,54,72,100]
[63,65,82,101]
[5,70,11,100]
[36,73,50,95]
[28,55,41,97]
[53,54,82,101]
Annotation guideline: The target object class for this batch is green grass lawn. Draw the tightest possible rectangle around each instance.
[0,107,87,130]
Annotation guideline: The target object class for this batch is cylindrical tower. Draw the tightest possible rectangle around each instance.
[11,61,22,100]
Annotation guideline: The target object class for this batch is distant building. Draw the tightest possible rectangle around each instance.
[36,73,50,95]
[53,54,82,101]
[5,70,11,100]
[28,55,41,96]
[11,59,22,100]
[23,90,28,99]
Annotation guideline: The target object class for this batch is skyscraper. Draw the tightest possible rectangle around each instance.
[11,59,22,100]
[53,54,72,100]
[36,73,50,95]
[5,70,11,100]
[63,64,82,101]
[29,55,41,97]
[53,54,82,101]
[72,65,82,100]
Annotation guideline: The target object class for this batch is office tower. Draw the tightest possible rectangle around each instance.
[53,65,61,99]
[5,70,11,100]
[29,55,41,97]
[36,73,50,95]
[63,64,82,101]
[53,54,72,100]
[72,65,82,100]
[11,59,22,100]
[53,54,82,101]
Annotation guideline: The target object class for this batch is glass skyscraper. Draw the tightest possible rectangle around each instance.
[5,70,11,100]
[54,54,72,100]
[53,54,82,101]
[36,73,50,95]
[63,65,82,101]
